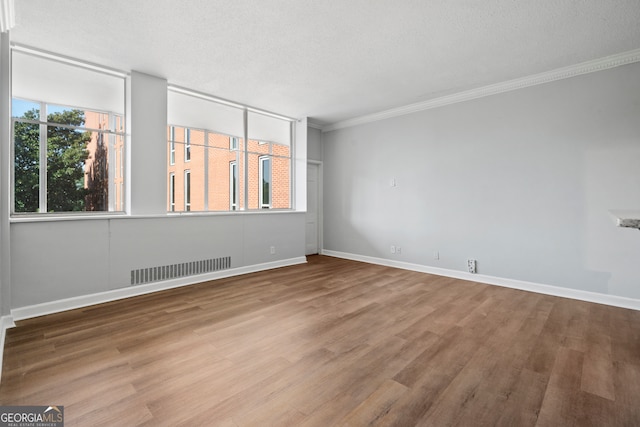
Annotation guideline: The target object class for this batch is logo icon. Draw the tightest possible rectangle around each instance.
[0,405,64,426]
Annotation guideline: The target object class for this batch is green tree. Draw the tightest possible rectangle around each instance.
[14,108,91,212]
[14,109,40,212]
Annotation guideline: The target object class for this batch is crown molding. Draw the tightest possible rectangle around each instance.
[322,48,640,133]
[306,120,324,130]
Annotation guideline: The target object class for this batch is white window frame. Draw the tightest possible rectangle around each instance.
[229,161,238,211]
[169,126,175,165]
[12,99,125,214]
[259,156,271,209]
[167,86,295,213]
[184,128,191,162]
[10,47,127,216]
[184,170,191,211]
[169,172,175,212]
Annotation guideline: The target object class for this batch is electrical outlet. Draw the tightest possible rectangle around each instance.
[270,246,276,254]
[467,259,477,274]
[434,251,439,260]
[390,245,396,254]
[396,247,402,254]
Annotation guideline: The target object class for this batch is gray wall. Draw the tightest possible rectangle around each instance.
[11,213,305,307]
[322,61,640,299]
[308,126,323,162]
[9,72,307,309]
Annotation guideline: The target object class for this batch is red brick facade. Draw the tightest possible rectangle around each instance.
[83,111,125,211]
[167,126,290,212]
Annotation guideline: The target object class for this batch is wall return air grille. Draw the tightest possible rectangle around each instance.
[130,256,231,285]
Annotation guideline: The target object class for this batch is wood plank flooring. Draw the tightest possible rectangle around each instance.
[1,255,640,426]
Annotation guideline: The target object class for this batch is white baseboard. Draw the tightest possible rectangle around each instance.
[10,257,307,322]
[0,315,16,383]
[322,250,640,311]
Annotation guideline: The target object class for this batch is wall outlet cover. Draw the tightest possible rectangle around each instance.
[467,259,477,274]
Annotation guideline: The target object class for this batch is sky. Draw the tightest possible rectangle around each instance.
[12,98,70,118]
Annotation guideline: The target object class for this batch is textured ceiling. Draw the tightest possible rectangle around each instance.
[9,0,640,126]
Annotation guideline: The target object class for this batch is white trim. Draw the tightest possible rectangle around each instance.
[0,315,16,383]
[306,121,324,130]
[229,161,238,210]
[1,314,15,336]
[169,127,175,165]
[321,250,640,312]
[0,0,15,33]
[259,156,271,209]
[11,43,127,78]
[184,128,191,162]
[167,85,297,122]
[184,169,191,211]
[169,172,175,212]
[10,257,307,322]
[322,48,640,132]
[10,209,304,223]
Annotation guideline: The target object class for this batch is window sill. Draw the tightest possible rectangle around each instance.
[166,209,301,217]
[10,209,303,223]
[10,212,128,223]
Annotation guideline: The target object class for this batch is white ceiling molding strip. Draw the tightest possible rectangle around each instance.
[322,48,640,133]
[307,121,324,130]
[167,89,244,137]
[0,0,15,33]
[168,84,297,122]
[168,84,245,110]
[11,43,127,78]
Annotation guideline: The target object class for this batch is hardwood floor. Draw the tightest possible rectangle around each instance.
[1,255,639,426]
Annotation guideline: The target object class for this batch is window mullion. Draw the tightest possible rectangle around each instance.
[290,121,295,210]
[108,116,116,211]
[38,102,47,213]
[242,109,248,210]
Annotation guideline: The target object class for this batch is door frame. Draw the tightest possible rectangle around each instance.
[306,160,323,255]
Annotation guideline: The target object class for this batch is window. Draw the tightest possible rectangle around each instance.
[167,88,292,212]
[11,49,126,214]
[259,156,271,209]
[230,161,238,210]
[247,111,291,210]
[169,126,175,165]
[169,173,175,212]
[184,170,191,211]
[184,128,191,162]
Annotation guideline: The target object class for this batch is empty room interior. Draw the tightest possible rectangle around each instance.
[1,1,640,425]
